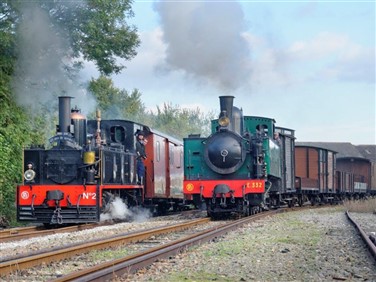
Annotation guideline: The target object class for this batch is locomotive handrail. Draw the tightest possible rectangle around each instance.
[78,160,100,169]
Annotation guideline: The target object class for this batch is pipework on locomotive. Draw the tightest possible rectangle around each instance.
[17,96,186,225]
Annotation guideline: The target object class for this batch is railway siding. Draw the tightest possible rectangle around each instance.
[125,207,376,282]
[349,212,376,238]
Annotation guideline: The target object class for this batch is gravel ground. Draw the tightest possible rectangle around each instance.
[121,207,376,282]
[1,208,375,282]
[0,211,206,260]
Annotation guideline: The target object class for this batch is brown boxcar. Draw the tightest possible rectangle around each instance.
[336,157,370,196]
[295,145,336,196]
[356,145,376,195]
[336,170,368,195]
[336,171,352,194]
[296,142,373,198]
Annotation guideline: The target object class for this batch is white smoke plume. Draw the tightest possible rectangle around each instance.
[154,1,251,91]
[100,197,152,223]
[12,2,96,116]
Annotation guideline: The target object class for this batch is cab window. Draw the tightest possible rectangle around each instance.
[110,126,125,143]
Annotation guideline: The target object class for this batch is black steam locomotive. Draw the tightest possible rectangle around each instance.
[17,96,185,225]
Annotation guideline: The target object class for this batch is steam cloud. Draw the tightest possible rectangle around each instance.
[12,2,96,116]
[100,197,151,223]
[154,1,251,91]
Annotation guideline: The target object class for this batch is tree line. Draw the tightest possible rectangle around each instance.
[0,0,214,225]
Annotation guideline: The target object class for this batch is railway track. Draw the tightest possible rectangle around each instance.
[0,225,41,239]
[0,217,210,277]
[0,223,105,243]
[3,205,360,281]
[52,210,277,282]
[0,210,200,243]
[346,211,376,261]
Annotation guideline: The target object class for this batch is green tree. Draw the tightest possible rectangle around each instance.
[41,0,140,76]
[0,1,17,103]
[150,103,214,139]
[120,88,147,122]
[0,1,28,224]
[88,76,146,122]
[0,0,141,225]
[88,75,214,140]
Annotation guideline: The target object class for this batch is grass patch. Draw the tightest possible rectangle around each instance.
[87,247,132,261]
[202,214,323,259]
[202,238,251,258]
[164,270,234,282]
[343,198,376,213]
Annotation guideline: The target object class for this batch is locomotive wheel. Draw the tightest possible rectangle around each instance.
[298,197,303,207]
[288,200,292,208]
[207,209,212,218]
[210,213,220,220]
[310,197,316,206]
[244,204,250,217]
[249,207,254,215]
[102,192,115,214]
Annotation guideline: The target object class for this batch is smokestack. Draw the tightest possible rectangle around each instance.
[58,96,73,133]
[219,96,234,120]
[71,106,87,147]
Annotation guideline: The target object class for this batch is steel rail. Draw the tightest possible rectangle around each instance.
[346,211,376,261]
[0,223,103,243]
[0,210,201,243]
[0,218,209,276]
[0,226,40,238]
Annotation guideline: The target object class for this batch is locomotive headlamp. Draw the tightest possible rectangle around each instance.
[219,116,230,127]
[24,163,36,182]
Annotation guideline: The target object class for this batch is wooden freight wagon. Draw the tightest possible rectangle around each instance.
[295,145,336,204]
[336,156,371,197]
[336,170,368,197]
[336,171,353,194]
[356,145,376,196]
[296,142,373,199]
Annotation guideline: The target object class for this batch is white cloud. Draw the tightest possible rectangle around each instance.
[288,32,349,60]
[285,32,374,84]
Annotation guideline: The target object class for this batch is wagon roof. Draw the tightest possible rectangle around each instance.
[295,142,375,161]
[356,145,376,162]
[100,119,183,146]
[295,143,338,153]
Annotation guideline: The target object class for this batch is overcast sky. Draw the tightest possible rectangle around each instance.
[86,1,375,145]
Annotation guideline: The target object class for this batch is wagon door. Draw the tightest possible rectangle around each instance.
[169,142,184,198]
[327,151,335,192]
[153,135,167,197]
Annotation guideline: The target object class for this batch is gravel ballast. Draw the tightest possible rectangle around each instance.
[1,207,375,282]
[122,207,376,282]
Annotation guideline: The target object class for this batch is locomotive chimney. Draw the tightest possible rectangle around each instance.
[218,96,234,130]
[71,106,87,147]
[219,96,234,120]
[58,96,73,134]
